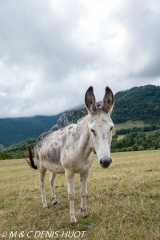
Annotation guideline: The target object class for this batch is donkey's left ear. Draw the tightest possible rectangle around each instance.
[102,86,114,113]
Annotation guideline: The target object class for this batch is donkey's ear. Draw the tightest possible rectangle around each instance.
[102,86,114,113]
[85,86,96,113]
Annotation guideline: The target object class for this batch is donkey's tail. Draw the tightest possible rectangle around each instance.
[26,146,37,170]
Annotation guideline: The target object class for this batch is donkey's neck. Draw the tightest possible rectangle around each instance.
[76,115,93,159]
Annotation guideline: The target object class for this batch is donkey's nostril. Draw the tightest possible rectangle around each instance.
[100,158,112,168]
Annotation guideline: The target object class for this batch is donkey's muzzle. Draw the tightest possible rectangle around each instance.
[100,157,112,168]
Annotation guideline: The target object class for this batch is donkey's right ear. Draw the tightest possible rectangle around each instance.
[85,86,96,113]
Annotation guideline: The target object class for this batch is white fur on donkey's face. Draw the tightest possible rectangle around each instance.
[88,109,114,168]
[85,86,114,168]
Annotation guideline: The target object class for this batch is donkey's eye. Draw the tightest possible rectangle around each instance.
[91,129,96,135]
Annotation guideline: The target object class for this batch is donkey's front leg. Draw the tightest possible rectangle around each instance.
[80,169,89,218]
[49,173,57,205]
[65,169,77,225]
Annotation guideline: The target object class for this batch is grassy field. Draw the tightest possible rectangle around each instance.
[0,151,160,240]
[114,120,149,130]
[113,120,149,136]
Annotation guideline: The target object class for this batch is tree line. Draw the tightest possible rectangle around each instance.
[0,138,36,160]
[116,125,160,135]
[112,131,160,152]
[0,127,160,160]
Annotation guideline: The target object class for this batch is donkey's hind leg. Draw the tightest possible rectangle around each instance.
[39,168,48,208]
[49,173,57,205]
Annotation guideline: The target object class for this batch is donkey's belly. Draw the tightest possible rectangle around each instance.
[61,152,94,173]
[42,161,65,174]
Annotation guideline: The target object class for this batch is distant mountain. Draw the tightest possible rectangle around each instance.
[0,114,61,147]
[51,107,87,131]
[1,84,160,148]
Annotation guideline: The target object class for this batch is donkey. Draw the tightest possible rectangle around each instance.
[27,86,114,225]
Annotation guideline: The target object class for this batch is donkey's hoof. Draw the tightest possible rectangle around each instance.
[70,222,77,228]
[70,217,77,227]
[81,208,89,218]
[52,200,58,205]
[43,203,48,208]
[82,212,89,218]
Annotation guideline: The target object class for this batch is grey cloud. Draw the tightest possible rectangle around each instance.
[114,0,160,78]
[0,0,159,118]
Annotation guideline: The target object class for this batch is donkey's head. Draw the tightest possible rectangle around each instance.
[85,86,114,168]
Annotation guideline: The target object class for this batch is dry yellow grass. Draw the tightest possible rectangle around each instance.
[0,150,160,240]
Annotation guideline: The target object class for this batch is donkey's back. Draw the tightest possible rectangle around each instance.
[34,118,93,174]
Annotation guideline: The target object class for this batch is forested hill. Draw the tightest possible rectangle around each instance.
[112,85,160,124]
[0,114,61,148]
[0,84,160,148]
[50,85,160,131]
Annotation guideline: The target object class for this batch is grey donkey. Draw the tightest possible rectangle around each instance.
[27,86,114,225]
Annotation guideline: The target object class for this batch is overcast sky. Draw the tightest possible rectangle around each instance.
[0,0,160,118]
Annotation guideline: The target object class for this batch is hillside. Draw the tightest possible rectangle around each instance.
[112,85,160,124]
[50,85,160,132]
[0,84,160,148]
[0,114,61,147]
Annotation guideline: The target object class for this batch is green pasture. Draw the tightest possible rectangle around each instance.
[0,151,160,239]
[115,120,149,129]
[112,120,149,136]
